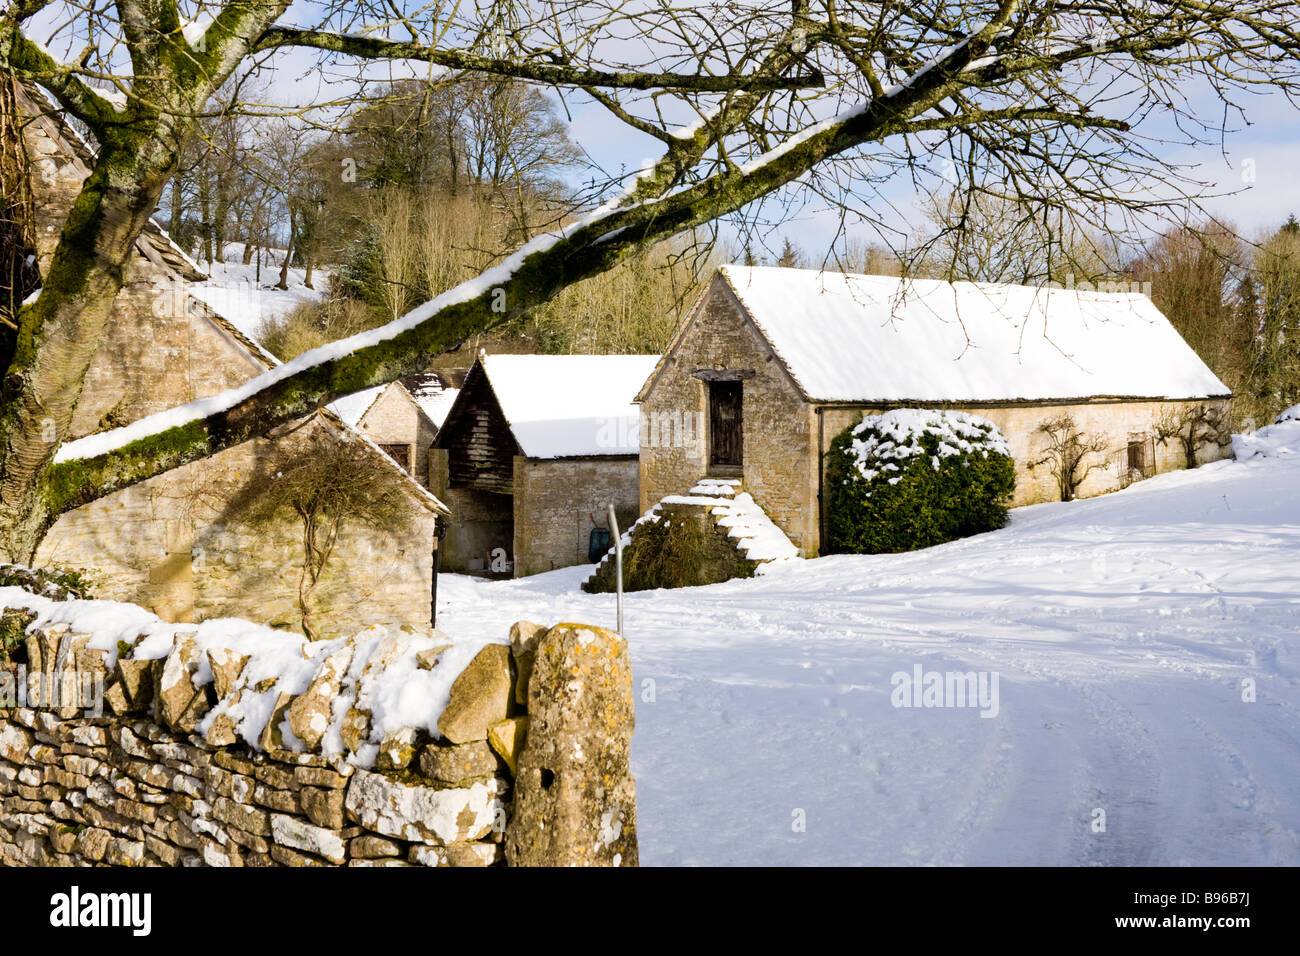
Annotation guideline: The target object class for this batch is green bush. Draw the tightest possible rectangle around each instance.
[825,409,1016,554]
[583,507,755,593]
[1,608,36,667]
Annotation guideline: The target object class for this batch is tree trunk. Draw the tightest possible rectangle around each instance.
[276,208,295,290]
[168,173,184,243]
[0,134,178,563]
[199,178,212,265]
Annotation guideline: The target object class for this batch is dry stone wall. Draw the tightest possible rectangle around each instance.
[0,610,637,867]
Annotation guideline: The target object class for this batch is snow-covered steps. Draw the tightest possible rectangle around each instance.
[688,477,741,497]
[652,490,799,564]
[583,479,799,592]
[707,491,800,563]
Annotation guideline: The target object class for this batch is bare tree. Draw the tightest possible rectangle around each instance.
[1154,403,1231,470]
[1031,414,1108,502]
[3,1,1300,563]
[917,190,1119,284]
[1128,222,1252,401]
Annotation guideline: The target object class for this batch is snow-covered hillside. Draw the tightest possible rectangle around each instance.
[437,425,1300,865]
[188,244,328,343]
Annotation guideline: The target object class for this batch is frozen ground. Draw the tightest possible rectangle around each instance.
[436,436,1300,866]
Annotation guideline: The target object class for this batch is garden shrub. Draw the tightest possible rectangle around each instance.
[825,409,1016,554]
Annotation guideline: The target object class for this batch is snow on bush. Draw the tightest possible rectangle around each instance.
[0,564,94,602]
[0,565,95,666]
[825,409,1015,554]
[1232,418,1300,461]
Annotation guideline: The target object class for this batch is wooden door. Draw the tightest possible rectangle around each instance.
[709,380,743,469]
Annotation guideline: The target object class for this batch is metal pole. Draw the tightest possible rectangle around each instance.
[431,522,446,631]
[607,503,623,635]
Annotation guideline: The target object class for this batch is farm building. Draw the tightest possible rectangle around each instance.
[636,265,1233,556]
[430,353,659,576]
[328,372,458,487]
[14,81,447,637]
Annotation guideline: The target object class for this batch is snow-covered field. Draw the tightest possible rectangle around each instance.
[436,427,1300,866]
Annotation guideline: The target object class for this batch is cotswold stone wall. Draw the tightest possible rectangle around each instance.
[0,618,637,867]
[818,397,1234,508]
[36,420,441,637]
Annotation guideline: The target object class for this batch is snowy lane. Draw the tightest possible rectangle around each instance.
[435,453,1300,865]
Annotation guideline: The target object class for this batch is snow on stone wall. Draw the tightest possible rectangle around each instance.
[0,596,638,867]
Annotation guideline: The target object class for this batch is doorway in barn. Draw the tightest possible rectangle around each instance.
[438,487,514,576]
[708,379,743,474]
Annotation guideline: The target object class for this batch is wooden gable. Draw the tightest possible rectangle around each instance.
[433,360,522,494]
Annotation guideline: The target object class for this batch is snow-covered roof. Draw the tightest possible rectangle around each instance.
[328,385,387,428]
[479,354,660,457]
[403,372,460,429]
[698,265,1230,404]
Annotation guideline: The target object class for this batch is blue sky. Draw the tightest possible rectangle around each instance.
[562,80,1300,261]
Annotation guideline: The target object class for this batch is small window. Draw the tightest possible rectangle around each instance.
[1120,434,1155,485]
[1126,439,1146,474]
[379,443,412,473]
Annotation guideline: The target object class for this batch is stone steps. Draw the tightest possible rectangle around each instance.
[584,477,798,589]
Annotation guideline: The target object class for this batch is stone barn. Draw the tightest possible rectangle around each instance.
[329,375,457,488]
[14,82,447,637]
[636,265,1233,556]
[430,353,658,576]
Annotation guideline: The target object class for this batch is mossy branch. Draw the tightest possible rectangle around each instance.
[0,23,122,131]
[40,2,1025,517]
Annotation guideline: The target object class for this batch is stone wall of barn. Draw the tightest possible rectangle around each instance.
[512,456,641,577]
[818,397,1234,510]
[0,619,637,867]
[351,385,438,487]
[638,277,822,553]
[37,420,440,640]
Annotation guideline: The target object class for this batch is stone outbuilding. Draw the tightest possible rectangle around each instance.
[328,374,458,488]
[430,353,658,576]
[636,265,1233,556]
[15,81,448,637]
